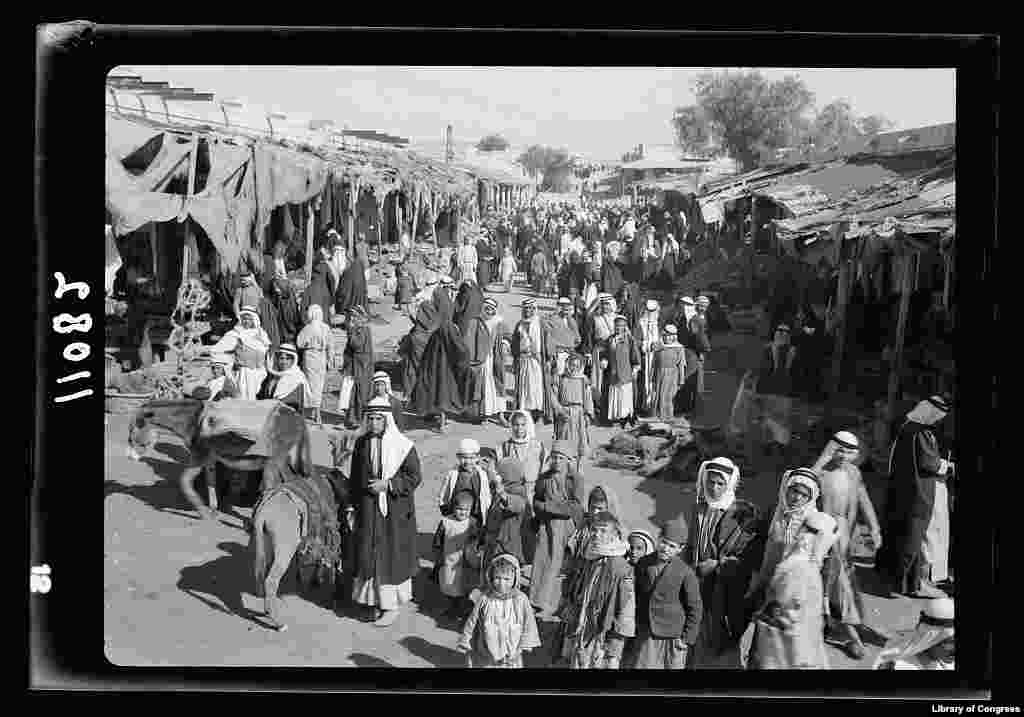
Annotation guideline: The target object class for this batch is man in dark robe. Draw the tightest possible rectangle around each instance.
[256,294,282,357]
[410,306,468,433]
[476,237,494,290]
[875,396,955,599]
[345,397,422,627]
[461,297,507,424]
[686,458,764,668]
[343,305,375,429]
[453,279,485,337]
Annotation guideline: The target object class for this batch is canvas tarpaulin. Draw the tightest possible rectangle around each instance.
[252,143,329,245]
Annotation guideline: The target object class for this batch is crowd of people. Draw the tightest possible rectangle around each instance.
[338,392,956,670]
[188,197,955,672]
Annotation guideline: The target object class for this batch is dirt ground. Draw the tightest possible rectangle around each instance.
[104,276,934,668]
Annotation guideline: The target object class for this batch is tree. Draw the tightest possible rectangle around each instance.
[691,70,816,171]
[516,145,576,192]
[671,105,716,156]
[476,134,510,152]
[810,99,862,151]
[858,114,895,137]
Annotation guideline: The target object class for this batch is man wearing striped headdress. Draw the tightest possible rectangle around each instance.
[876,395,955,599]
[812,430,882,660]
[510,298,550,424]
[581,294,617,420]
[463,297,509,426]
[257,343,310,413]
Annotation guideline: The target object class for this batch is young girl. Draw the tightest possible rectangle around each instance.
[432,490,481,620]
[499,246,518,293]
[627,529,657,567]
[553,353,594,469]
[457,553,541,668]
[565,484,623,580]
[394,263,418,317]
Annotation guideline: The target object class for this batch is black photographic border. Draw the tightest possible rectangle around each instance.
[32,24,1000,701]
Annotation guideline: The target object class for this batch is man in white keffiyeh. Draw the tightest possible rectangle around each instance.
[873,597,955,670]
[347,396,422,627]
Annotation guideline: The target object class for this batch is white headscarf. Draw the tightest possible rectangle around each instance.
[873,598,955,670]
[769,468,821,550]
[364,396,414,517]
[696,457,740,512]
[230,309,271,354]
[812,430,862,472]
[267,346,311,404]
[906,399,948,426]
[508,408,536,442]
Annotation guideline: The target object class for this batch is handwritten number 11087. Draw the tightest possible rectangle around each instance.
[51,272,94,404]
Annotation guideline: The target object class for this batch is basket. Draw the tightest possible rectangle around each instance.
[105,391,155,415]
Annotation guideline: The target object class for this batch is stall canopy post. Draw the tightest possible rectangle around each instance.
[305,198,318,281]
[183,132,200,285]
[829,255,854,397]
[887,250,919,426]
[347,182,357,258]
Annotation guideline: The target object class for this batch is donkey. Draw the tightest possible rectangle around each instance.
[126,398,312,522]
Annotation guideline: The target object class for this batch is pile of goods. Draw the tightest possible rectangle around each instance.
[592,418,732,482]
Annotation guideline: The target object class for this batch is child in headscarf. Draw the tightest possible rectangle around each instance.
[499,246,518,293]
[627,529,657,567]
[432,489,481,620]
[499,409,547,567]
[296,304,334,425]
[748,468,823,605]
[457,553,541,668]
[553,353,594,469]
[566,484,624,579]
[746,510,836,670]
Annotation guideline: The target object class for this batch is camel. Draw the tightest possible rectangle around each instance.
[126,398,312,522]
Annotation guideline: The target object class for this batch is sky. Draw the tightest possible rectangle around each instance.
[123,66,956,160]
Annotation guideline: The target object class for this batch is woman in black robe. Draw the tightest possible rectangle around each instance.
[409,316,468,433]
[343,307,375,429]
[453,280,485,337]
[334,255,368,317]
[303,244,337,321]
[476,238,494,289]
[616,284,642,333]
[601,258,625,298]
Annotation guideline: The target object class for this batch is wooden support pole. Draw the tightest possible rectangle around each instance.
[410,188,419,256]
[305,198,317,281]
[347,182,357,258]
[887,251,918,423]
[829,257,854,397]
[183,132,200,285]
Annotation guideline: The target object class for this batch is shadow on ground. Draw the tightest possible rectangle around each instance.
[175,541,280,630]
[399,635,464,668]
[347,653,393,668]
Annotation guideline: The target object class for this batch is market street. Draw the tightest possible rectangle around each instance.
[104,279,930,668]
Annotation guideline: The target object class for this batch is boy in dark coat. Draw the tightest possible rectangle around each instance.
[629,516,703,669]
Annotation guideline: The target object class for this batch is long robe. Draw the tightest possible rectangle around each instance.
[453,282,485,337]
[529,466,585,614]
[557,553,636,669]
[302,259,336,321]
[876,420,952,593]
[651,344,685,421]
[463,316,505,418]
[583,311,616,414]
[511,317,549,415]
[342,324,374,423]
[296,319,332,409]
[635,314,660,414]
[748,552,828,670]
[500,437,547,565]
[410,320,467,417]
[687,499,764,669]
[399,288,449,394]
[334,258,368,316]
[606,333,641,422]
[601,261,624,297]
[347,434,422,600]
